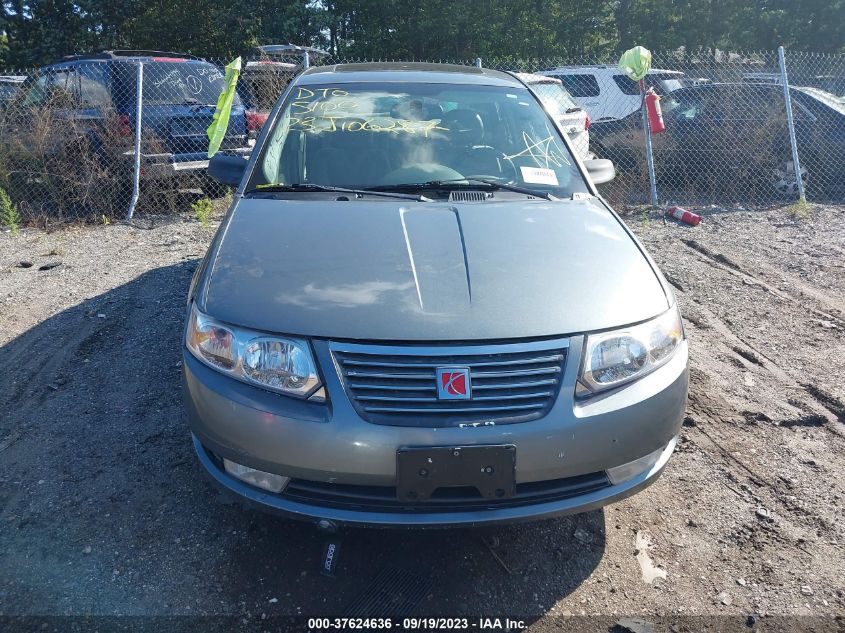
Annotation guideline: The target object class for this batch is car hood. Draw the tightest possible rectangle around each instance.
[203,196,669,341]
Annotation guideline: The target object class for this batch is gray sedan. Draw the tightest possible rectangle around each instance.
[184,62,688,527]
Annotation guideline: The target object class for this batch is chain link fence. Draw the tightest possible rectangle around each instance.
[0,49,842,223]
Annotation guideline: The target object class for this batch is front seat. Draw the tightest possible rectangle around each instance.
[438,109,503,177]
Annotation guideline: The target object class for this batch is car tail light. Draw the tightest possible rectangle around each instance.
[585,113,590,130]
[117,114,132,137]
[245,110,268,137]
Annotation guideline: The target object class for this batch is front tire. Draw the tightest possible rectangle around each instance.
[772,161,808,197]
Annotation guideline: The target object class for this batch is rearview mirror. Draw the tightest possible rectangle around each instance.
[208,153,248,187]
[584,159,616,185]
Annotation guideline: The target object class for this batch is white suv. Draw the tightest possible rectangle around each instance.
[537,65,685,122]
[516,73,592,160]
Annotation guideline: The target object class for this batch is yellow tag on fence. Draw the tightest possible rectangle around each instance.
[207,56,242,158]
[618,46,652,82]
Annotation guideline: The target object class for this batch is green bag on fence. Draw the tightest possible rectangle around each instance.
[618,46,652,81]
[207,56,242,158]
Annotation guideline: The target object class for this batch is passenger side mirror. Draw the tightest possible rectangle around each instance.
[584,158,616,185]
[208,153,248,187]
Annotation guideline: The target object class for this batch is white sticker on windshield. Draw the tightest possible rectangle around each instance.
[520,166,559,186]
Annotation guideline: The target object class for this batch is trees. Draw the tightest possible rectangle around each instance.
[1,0,843,69]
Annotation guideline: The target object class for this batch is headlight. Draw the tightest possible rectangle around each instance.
[578,306,684,396]
[186,303,321,397]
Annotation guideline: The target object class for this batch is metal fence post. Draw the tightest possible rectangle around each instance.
[127,61,143,219]
[302,50,311,70]
[777,46,806,201]
[639,81,659,208]
[475,57,482,68]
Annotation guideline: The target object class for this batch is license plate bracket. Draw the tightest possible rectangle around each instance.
[396,445,516,502]
[171,118,208,137]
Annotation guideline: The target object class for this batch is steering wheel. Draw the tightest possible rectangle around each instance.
[461,145,520,183]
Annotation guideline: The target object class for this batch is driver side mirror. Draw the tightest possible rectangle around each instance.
[584,159,615,185]
[208,153,248,187]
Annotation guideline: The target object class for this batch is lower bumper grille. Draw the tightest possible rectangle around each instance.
[281,472,610,513]
[331,339,569,427]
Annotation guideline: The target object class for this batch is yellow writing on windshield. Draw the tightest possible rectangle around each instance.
[287,87,448,136]
[504,132,571,168]
[289,116,447,136]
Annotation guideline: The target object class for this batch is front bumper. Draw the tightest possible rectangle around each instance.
[193,433,677,527]
[183,336,688,527]
[122,146,251,178]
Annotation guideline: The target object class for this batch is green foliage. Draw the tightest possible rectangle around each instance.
[191,196,213,227]
[786,198,812,219]
[0,33,8,68]
[1,0,843,67]
[0,186,20,235]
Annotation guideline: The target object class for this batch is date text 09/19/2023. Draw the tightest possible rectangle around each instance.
[306,617,527,630]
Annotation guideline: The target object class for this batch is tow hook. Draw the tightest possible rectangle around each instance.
[317,519,342,577]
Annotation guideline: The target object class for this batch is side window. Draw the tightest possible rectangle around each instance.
[612,74,640,96]
[77,64,111,107]
[674,97,702,120]
[552,74,600,98]
[49,68,77,106]
[22,75,51,107]
[726,89,784,122]
[686,92,745,122]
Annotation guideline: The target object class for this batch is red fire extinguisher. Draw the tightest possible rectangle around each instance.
[645,88,665,134]
[666,205,702,226]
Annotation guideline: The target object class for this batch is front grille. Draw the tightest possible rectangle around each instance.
[331,340,568,427]
[282,472,609,513]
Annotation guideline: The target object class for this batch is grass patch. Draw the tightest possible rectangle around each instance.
[0,186,20,235]
[786,197,812,219]
[191,197,214,227]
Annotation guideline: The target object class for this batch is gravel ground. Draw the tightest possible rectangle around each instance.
[0,202,843,630]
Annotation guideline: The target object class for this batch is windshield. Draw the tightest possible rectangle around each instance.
[248,81,587,197]
[797,87,845,115]
[529,82,580,115]
[0,83,21,101]
[653,75,684,94]
[142,62,239,106]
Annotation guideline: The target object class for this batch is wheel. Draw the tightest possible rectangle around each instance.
[772,161,808,197]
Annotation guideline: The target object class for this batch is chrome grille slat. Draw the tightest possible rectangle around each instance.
[341,355,564,369]
[356,391,552,403]
[363,403,547,414]
[331,338,569,428]
[470,367,560,378]
[346,367,560,381]
[347,371,435,380]
[472,379,558,390]
[350,383,437,392]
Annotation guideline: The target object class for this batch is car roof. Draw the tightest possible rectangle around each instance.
[0,75,26,83]
[514,72,562,85]
[256,44,328,57]
[673,82,786,93]
[244,60,299,70]
[540,66,683,75]
[51,50,207,65]
[298,62,525,87]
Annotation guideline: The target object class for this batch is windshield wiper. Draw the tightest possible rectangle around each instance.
[246,183,432,202]
[367,178,557,201]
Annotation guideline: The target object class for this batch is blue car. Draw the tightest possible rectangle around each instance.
[15,50,250,191]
